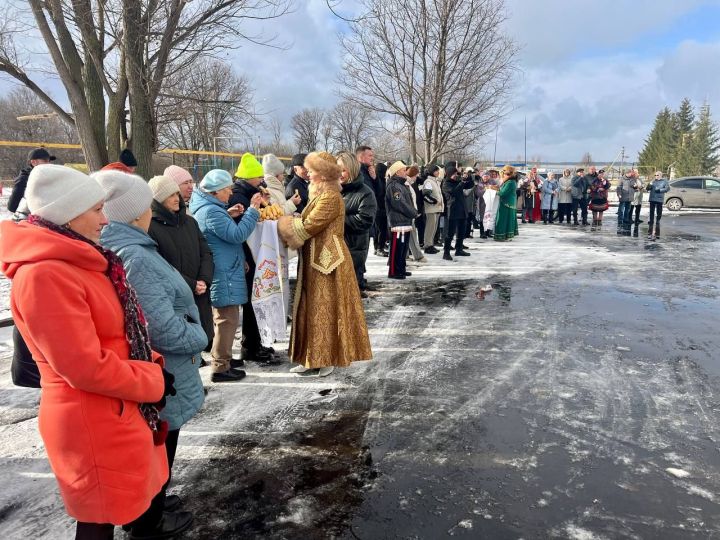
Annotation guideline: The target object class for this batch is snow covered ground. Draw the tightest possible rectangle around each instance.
[1,206,720,539]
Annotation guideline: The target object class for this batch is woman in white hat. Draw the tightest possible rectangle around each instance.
[0,164,182,539]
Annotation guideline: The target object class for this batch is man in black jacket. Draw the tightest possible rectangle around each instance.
[8,147,55,218]
[357,145,389,256]
[228,165,280,367]
[441,165,474,260]
[385,161,416,279]
[284,153,309,213]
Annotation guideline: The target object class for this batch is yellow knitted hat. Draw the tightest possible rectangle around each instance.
[235,152,264,179]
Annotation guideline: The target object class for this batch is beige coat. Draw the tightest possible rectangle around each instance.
[288,188,373,368]
[264,174,297,215]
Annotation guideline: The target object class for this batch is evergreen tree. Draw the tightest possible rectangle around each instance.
[674,98,696,176]
[692,102,720,175]
[638,107,676,174]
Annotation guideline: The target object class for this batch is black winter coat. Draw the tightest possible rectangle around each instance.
[442,177,475,220]
[148,199,215,347]
[385,176,417,228]
[342,176,378,272]
[285,174,310,213]
[8,166,31,213]
[228,180,262,270]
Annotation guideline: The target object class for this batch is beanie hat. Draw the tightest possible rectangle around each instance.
[291,153,307,168]
[164,165,193,186]
[119,148,138,167]
[387,160,407,178]
[200,169,233,192]
[25,164,106,226]
[148,175,180,203]
[235,153,264,179]
[92,170,153,224]
[262,154,285,177]
[446,165,458,179]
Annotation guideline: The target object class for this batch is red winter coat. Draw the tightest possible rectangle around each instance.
[0,221,168,525]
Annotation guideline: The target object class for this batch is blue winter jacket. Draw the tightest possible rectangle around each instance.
[647,178,670,203]
[189,188,259,307]
[541,179,559,210]
[100,222,207,431]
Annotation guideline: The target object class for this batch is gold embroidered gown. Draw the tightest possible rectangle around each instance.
[289,189,373,368]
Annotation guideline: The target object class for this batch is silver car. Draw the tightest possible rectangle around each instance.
[665,176,720,210]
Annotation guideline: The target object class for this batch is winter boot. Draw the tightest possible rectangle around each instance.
[443,251,453,261]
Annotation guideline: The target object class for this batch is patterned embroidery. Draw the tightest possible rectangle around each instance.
[310,234,345,274]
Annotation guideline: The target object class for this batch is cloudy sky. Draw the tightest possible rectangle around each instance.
[3,0,720,163]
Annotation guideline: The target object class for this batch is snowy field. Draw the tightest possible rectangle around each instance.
[1,202,720,538]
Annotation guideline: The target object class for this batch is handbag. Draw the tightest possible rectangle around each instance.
[11,327,41,388]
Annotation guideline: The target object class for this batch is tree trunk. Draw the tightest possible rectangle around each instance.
[106,77,128,162]
[123,0,154,178]
[408,122,418,164]
[83,51,108,166]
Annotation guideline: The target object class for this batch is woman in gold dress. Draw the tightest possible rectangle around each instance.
[281,151,373,377]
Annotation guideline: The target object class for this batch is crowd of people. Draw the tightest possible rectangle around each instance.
[0,144,673,539]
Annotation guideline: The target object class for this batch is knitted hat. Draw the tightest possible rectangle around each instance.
[387,160,407,177]
[235,153,264,179]
[262,154,285,176]
[92,170,153,224]
[148,175,180,203]
[164,165,193,186]
[291,153,307,168]
[119,148,138,167]
[25,164,106,226]
[200,169,233,192]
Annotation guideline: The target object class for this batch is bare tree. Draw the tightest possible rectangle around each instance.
[0,0,292,176]
[157,60,256,153]
[291,107,325,152]
[0,87,83,177]
[581,152,594,167]
[339,0,517,164]
[326,100,377,152]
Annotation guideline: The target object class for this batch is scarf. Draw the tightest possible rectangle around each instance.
[27,215,163,435]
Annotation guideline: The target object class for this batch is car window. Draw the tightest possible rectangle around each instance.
[705,179,720,190]
[673,178,703,189]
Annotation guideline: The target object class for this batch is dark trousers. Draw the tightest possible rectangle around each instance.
[374,213,389,252]
[558,203,572,223]
[523,204,534,222]
[444,218,466,254]
[465,212,474,237]
[388,231,409,277]
[242,254,262,353]
[75,522,114,540]
[649,202,663,234]
[163,429,180,493]
[632,204,642,222]
[542,209,555,223]
[571,197,588,223]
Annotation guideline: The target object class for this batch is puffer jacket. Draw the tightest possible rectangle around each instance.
[189,188,259,307]
[285,173,310,213]
[148,199,214,347]
[100,222,207,431]
[422,175,444,214]
[342,174,378,275]
[385,175,417,228]
[647,178,670,203]
[571,174,590,199]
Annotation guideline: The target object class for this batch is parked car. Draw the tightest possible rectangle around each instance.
[665,176,720,210]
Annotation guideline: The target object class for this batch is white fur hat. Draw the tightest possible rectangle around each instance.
[148,175,180,203]
[25,164,106,226]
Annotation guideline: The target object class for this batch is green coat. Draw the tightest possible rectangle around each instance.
[494,178,519,241]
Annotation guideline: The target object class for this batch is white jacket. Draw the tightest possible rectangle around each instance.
[422,176,444,214]
[264,174,296,215]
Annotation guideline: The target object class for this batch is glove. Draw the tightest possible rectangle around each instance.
[153,368,176,409]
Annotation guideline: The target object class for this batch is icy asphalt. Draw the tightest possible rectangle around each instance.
[1,209,720,539]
